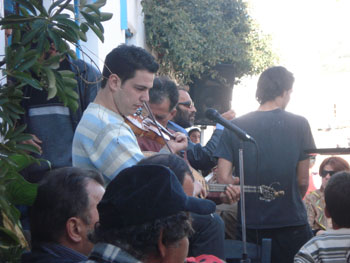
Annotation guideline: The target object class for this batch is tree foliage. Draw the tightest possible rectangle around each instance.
[142,0,277,84]
[0,0,111,261]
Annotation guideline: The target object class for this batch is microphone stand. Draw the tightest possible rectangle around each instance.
[238,139,250,263]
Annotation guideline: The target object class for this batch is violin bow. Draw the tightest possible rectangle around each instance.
[143,101,174,153]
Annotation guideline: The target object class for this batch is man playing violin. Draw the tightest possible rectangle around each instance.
[72,45,187,182]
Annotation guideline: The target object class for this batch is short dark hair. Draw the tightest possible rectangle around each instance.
[138,154,193,184]
[149,77,179,111]
[90,212,193,261]
[319,156,350,175]
[188,128,200,137]
[102,44,159,88]
[325,171,350,228]
[30,167,104,246]
[255,66,294,105]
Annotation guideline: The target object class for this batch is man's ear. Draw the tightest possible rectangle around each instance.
[66,217,83,243]
[170,108,177,120]
[157,228,167,258]
[108,74,121,92]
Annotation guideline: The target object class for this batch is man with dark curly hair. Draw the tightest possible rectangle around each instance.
[83,164,216,263]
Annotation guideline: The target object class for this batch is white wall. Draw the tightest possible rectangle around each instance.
[94,1,125,70]
[126,0,146,48]
[81,0,147,71]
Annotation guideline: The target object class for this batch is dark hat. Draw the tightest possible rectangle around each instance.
[98,164,216,229]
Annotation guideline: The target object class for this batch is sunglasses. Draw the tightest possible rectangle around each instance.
[178,101,194,109]
[320,170,337,178]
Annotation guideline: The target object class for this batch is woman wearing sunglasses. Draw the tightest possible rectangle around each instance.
[304,156,350,235]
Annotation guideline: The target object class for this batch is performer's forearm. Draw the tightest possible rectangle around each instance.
[297,159,310,198]
[217,158,235,184]
[298,183,308,198]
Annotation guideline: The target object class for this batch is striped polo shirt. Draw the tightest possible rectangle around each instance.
[72,103,144,183]
[294,228,350,262]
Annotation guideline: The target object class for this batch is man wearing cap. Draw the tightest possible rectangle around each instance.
[83,164,216,263]
[138,154,225,259]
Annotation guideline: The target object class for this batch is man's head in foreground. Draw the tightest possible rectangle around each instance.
[90,164,216,263]
[325,171,350,229]
[30,167,105,256]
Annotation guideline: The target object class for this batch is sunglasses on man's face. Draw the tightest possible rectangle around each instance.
[320,170,337,178]
[178,101,194,109]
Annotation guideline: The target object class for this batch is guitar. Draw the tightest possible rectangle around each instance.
[191,170,284,202]
[207,183,285,202]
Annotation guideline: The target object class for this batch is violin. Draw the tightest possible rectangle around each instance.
[124,102,175,147]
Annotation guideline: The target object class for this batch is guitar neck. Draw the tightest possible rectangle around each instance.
[208,184,259,193]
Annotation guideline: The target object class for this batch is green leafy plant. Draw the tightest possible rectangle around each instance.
[0,0,112,261]
[142,0,277,85]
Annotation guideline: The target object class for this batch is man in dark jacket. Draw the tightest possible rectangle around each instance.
[21,167,105,263]
[21,55,100,183]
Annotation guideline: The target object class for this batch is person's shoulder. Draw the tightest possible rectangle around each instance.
[283,110,309,122]
[77,104,127,133]
[21,250,77,263]
[69,58,100,76]
[296,230,350,262]
[305,228,350,245]
[167,121,188,135]
[305,189,322,202]
[232,111,257,123]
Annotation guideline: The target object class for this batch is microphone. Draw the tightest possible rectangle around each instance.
[205,108,255,142]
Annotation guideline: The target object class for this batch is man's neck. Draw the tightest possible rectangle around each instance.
[94,88,121,116]
[258,99,283,111]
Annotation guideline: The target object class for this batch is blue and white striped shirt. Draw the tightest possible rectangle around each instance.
[294,228,350,262]
[72,103,144,183]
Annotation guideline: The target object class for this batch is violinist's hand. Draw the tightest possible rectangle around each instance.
[168,132,188,153]
[220,177,240,204]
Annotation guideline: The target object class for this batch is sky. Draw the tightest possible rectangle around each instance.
[231,0,350,148]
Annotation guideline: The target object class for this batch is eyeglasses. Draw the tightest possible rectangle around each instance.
[178,101,194,109]
[320,170,337,178]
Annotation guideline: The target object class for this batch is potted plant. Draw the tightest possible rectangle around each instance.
[0,0,112,261]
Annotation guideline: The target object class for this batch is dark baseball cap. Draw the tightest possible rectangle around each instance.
[98,164,216,229]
